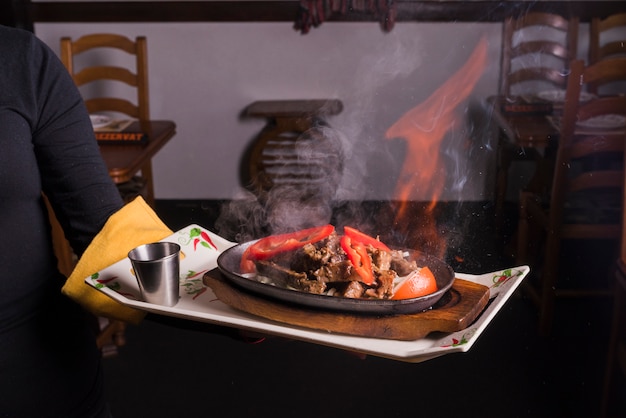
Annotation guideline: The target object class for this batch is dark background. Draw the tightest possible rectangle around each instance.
[97,199,622,418]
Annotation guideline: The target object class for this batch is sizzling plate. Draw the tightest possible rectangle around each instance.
[217,240,455,315]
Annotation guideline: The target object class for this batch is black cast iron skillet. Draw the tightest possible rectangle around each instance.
[217,240,455,315]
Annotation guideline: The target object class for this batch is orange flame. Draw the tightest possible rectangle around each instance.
[384,37,488,256]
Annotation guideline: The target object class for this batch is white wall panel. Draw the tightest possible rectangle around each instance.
[35,22,503,201]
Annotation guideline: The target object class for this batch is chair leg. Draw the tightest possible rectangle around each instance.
[141,160,155,207]
[96,318,127,358]
[495,142,513,232]
[601,270,625,417]
[517,192,530,266]
[538,231,561,335]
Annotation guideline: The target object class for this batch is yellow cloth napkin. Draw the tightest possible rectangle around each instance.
[63,196,173,324]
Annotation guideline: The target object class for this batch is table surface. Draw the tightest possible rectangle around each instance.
[98,120,176,184]
[488,95,560,148]
[244,99,343,119]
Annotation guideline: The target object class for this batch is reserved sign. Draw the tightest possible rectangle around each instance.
[501,102,553,115]
[96,132,147,143]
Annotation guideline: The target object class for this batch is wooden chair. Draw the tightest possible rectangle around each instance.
[60,34,154,205]
[589,13,626,95]
[495,12,579,227]
[517,57,626,335]
[499,12,578,98]
[60,33,149,120]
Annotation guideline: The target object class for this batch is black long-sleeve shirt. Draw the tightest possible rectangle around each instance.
[0,26,124,417]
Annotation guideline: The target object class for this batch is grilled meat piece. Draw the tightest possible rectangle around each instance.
[255,260,327,294]
[390,251,419,276]
[342,280,365,298]
[365,269,395,299]
[371,248,392,271]
[312,260,354,283]
[265,233,356,284]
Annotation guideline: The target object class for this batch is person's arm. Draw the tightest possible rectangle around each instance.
[29,35,124,256]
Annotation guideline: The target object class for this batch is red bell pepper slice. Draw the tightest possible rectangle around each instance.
[240,224,335,273]
[240,247,257,274]
[340,235,375,285]
[249,224,335,260]
[343,226,391,252]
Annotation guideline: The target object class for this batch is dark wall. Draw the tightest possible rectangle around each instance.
[1,0,18,28]
[18,1,626,29]
[3,0,34,30]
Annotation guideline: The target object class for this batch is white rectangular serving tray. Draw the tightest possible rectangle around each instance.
[86,224,529,363]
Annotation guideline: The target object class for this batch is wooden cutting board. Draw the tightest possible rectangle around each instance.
[203,271,490,341]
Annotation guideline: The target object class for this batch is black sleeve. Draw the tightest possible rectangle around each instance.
[29,35,124,255]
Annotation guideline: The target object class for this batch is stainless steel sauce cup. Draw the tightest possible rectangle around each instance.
[128,242,181,306]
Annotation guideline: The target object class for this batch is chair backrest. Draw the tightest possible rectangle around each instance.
[243,100,344,199]
[500,12,579,97]
[548,57,626,236]
[589,13,626,95]
[60,34,149,121]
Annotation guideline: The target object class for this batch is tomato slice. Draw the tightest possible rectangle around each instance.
[343,226,391,252]
[340,235,375,285]
[391,267,438,300]
[239,225,335,273]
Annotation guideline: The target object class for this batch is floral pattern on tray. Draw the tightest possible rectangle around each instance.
[86,224,529,363]
[436,268,525,349]
[89,224,235,302]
